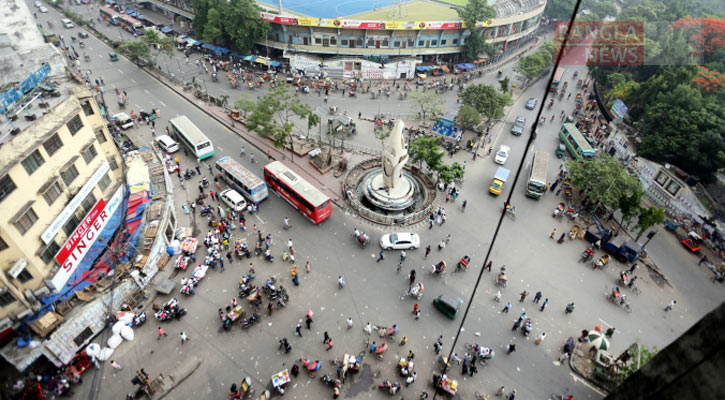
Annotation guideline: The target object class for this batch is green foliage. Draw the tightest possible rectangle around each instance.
[409,91,444,120]
[461,84,511,122]
[438,162,465,185]
[635,206,665,240]
[374,126,392,146]
[235,86,310,149]
[142,28,174,65]
[116,41,150,64]
[307,113,320,137]
[517,43,554,81]
[192,0,269,51]
[543,0,576,20]
[408,136,443,170]
[620,344,659,382]
[498,76,511,93]
[618,191,643,227]
[457,0,496,61]
[566,156,643,213]
[457,105,481,132]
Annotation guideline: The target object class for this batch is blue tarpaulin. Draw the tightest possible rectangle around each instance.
[160,26,173,34]
[416,66,431,71]
[243,56,255,61]
[464,63,475,69]
[270,61,281,67]
[231,52,242,59]
[455,64,466,69]
[201,43,214,50]
[215,47,230,54]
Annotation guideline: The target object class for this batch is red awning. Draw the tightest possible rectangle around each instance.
[440,65,450,72]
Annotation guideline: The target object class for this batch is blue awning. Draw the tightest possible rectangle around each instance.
[243,55,255,61]
[455,64,466,69]
[185,38,201,45]
[230,51,242,59]
[416,66,431,71]
[464,63,475,69]
[270,61,281,67]
[216,47,230,54]
[201,43,214,50]
[160,26,173,34]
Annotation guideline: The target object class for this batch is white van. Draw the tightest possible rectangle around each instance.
[112,113,134,130]
[61,19,74,28]
[220,189,247,213]
[155,135,179,153]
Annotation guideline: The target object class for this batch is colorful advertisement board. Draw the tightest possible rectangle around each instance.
[260,12,465,30]
[54,199,106,264]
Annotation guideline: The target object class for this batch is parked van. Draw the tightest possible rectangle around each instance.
[112,113,134,130]
[155,135,179,153]
[220,189,247,213]
[61,19,74,28]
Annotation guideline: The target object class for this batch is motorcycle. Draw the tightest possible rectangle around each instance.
[180,277,198,295]
[353,231,369,248]
[455,255,470,272]
[238,283,257,298]
[579,245,595,263]
[320,374,341,388]
[565,303,575,314]
[404,282,424,300]
[184,169,195,180]
[241,312,260,328]
[154,298,187,321]
[521,318,533,336]
[378,379,401,395]
[201,177,209,187]
[429,261,447,276]
[592,255,610,270]
[132,312,147,327]
[264,250,275,263]
[548,99,554,109]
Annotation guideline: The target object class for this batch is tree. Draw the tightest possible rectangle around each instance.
[517,43,554,81]
[116,41,150,65]
[566,156,643,213]
[620,344,659,382]
[457,0,496,61]
[438,162,465,185]
[544,0,576,20]
[218,94,230,108]
[142,27,174,66]
[235,86,310,150]
[498,76,511,93]
[190,0,211,38]
[307,113,320,141]
[618,191,643,228]
[224,0,270,52]
[408,136,443,171]
[202,8,225,45]
[457,105,481,133]
[409,91,443,120]
[461,84,511,122]
[635,206,665,240]
[374,126,392,147]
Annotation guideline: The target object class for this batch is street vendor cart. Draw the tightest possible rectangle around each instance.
[398,358,414,377]
[271,369,291,396]
[180,237,198,257]
[432,372,457,397]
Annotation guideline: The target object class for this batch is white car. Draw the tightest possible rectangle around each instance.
[380,232,420,250]
[494,145,510,165]
[39,6,48,12]
[34,1,42,7]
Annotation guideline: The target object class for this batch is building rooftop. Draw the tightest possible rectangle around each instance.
[349,0,460,21]
[0,0,74,143]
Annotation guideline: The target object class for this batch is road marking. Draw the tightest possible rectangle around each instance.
[135,104,141,108]
[598,318,612,327]
[570,373,606,396]
[118,69,124,74]
[130,79,136,84]
[144,89,151,95]
[254,214,266,224]
[160,101,166,107]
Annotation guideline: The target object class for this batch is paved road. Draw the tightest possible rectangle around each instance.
[32,3,725,400]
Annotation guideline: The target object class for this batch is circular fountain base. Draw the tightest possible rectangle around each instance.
[363,172,416,211]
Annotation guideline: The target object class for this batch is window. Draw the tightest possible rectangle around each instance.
[407,39,414,47]
[42,180,63,205]
[16,269,33,284]
[393,41,400,47]
[0,236,8,251]
[109,157,119,170]
[22,150,45,175]
[73,327,94,346]
[82,100,95,116]
[15,208,38,235]
[330,37,336,45]
[40,241,60,264]
[314,38,321,44]
[82,144,98,164]
[367,38,374,46]
[341,39,348,45]
[98,172,112,192]
[418,40,424,46]
[81,193,97,213]
[441,39,447,45]
[67,114,84,136]
[43,133,63,156]
[63,213,82,236]
[0,175,16,203]
[382,39,389,47]
[431,40,438,46]
[0,291,16,307]
[61,164,79,185]
[356,38,363,46]
[452,38,459,45]
[95,130,107,144]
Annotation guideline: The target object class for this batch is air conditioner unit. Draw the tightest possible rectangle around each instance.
[16,309,33,320]
[23,289,38,303]
[0,317,11,331]
[34,287,51,297]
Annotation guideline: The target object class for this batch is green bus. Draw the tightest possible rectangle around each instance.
[559,123,596,161]
[526,150,549,198]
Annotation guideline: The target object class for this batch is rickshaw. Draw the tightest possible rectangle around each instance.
[455,255,470,272]
[575,94,583,109]
[556,143,566,158]
[109,52,118,61]
[569,225,579,240]
[270,369,290,395]
[553,202,566,218]
[432,372,457,397]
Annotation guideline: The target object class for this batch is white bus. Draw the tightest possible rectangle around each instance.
[216,156,268,204]
[526,150,549,199]
[169,115,214,160]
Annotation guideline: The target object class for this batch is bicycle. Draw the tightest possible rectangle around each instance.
[631,284,641,295]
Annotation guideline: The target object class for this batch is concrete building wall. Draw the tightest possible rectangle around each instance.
[606,302,725,400]
[0,88,122,322]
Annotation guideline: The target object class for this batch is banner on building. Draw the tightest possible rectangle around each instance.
[54,199,106,264]
[259,12,466,31]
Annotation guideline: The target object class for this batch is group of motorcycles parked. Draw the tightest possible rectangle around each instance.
[154,298,187,322]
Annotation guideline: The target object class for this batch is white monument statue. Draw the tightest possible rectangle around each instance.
[382,120,408,189]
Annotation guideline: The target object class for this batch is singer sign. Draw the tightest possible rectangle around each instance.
[54,199,106,264]
[46,186,124,293]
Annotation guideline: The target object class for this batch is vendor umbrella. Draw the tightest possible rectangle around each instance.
[588,331,610,350]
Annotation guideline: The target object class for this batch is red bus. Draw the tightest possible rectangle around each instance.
[264,161,331,224]
[99,6,119,26]
[118,14,143,33]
